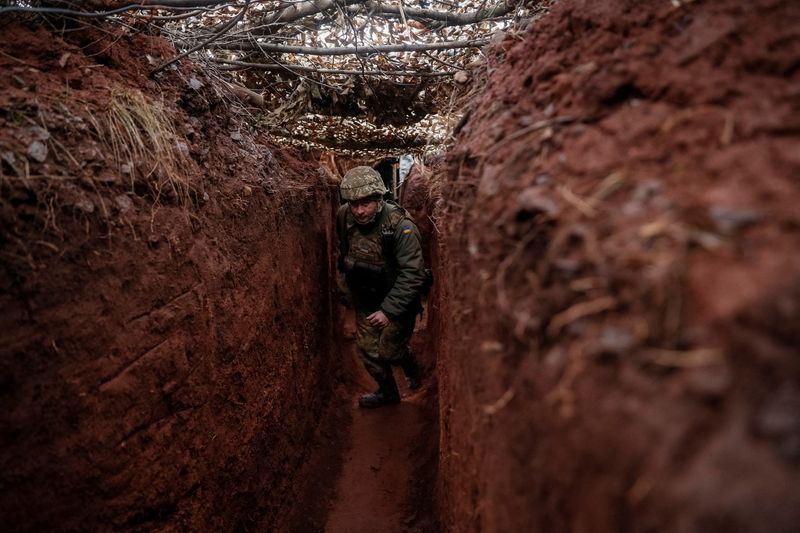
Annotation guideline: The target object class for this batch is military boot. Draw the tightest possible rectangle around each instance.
[358,373,401,408]
[400,351,421,390]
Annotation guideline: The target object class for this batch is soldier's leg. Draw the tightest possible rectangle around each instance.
[355,308,390,382]
[380,314,420,388]
[355,309,400,408]
[377,314,415,365]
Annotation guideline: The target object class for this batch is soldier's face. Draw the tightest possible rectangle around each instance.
[350,196,382,224]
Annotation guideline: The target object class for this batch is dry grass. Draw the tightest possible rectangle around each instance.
[85,89,192,204]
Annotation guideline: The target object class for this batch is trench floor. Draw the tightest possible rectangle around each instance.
[323,313,436,533]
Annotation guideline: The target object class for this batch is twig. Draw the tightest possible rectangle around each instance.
[150,0,251,78]
[546,296,616,338]
[489,116,577,153]
[0,2,219,17]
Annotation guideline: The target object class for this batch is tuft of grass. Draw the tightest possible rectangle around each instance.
[86,90,191,204]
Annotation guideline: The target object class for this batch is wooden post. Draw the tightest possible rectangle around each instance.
[392,162,398,199]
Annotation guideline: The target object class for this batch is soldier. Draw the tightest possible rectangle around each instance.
[336,166,427,408]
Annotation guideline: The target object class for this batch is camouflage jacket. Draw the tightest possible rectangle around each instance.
[337,202,426,319]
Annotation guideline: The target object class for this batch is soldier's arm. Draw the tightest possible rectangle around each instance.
[380,219,426,319]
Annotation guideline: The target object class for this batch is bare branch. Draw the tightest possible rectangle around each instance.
[270,132,430,150]
[150,0,250,77]
[256,0,367,28]
[0,1,237,17]
[93,0,235,7]
[213,58,454,76]
[354,0,517,27]
[214,38,490,56]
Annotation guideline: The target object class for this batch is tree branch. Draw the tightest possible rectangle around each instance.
[270,132,430,150]
[0,1,237,17]
[256,0,367,28]
[90,0,235,7]
[150,0,250,77]
[214,38,489,56]
[356,0,517,27]
[212,58,454,76]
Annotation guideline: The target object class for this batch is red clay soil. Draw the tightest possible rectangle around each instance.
[435,0,800,531]
[273,309,439,533]
[0,19,342,531]
[321,312,437,533]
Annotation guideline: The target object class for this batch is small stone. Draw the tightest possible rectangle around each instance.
[598,326,635,355]
[202,192,210,203]
[709,205,763,234]
[518,187,560,217]
[242,185,252,196]
[454,71,469,84]
[27,140,48,163]
[553,258,582,276]
[74,199,94,214]
[174,141,190,156]
[230,131,243,141]
[188,76,203,90]
[115,194,133,214]
[631,179,662,203]
[574,61,597,74]
[685,366,732,400]
[120,163,133,174]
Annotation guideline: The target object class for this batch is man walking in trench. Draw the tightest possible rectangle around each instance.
[336,166,427,408]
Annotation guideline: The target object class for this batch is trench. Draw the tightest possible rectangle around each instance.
[4,0,800,532]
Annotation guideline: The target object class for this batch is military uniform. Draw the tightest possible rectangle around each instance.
[337,201,426,383]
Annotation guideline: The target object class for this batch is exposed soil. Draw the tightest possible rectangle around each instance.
[0,18,343,532]
[321,313,436,533]
[3,0,800,531]
[435,0,800,531]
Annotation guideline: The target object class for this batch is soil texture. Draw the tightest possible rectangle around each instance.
[0,19,341,532]
[434,0,800,531]
[323,317,433,533]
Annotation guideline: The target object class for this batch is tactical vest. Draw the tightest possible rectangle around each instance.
[337,202,407,303]
[337,201,432,313]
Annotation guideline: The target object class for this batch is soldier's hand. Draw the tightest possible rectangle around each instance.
[366,310,390,329]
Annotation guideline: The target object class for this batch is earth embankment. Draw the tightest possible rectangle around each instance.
[433,0,800,531]
[0,21,340,531]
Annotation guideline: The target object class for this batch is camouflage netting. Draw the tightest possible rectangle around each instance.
[0,0,548,156]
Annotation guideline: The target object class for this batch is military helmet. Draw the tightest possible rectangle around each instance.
[340,166,387,201]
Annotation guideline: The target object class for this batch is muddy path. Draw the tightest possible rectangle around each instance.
[282,312,438,533]
[323,353,428,532]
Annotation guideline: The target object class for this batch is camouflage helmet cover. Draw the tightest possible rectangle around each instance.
[340,166,387,201]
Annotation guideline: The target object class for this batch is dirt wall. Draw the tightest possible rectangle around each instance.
[0,20,339,531]
[435,0,800,531]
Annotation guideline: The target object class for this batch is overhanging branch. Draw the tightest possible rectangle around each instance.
[212,58,454,76]
[356,0,517,26]
[214,38,489,56]
[270,132,430,150]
